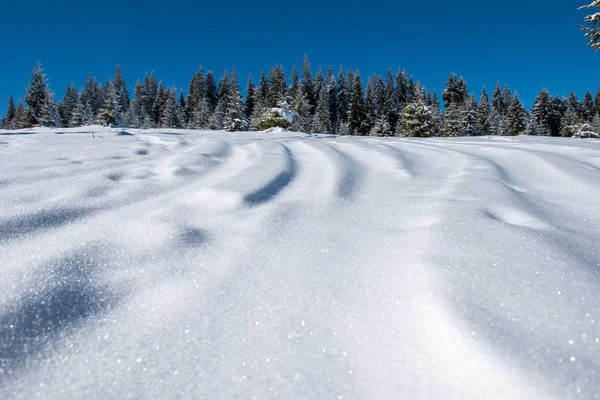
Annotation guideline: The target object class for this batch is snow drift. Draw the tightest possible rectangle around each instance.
[0,127,599,399]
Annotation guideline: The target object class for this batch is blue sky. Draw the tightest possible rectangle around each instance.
[0,0,596,115]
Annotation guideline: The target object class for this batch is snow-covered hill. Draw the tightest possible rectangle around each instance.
[1,127,599,399]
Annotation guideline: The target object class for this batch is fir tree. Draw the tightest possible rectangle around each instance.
[205,71,218,111]
[492,82,504,115]
[98,84,121,126]
[579,1,600,50]
[189,98,211,130]
[160,90,180,128]
[13,100,32,129]
[301,54,314,111]
[326,66,338,133]
[59,84,78,127]
[245,76,256,120]
[349,73,367,135]
[583,89,595,121]
[24,63,51,126]
[185,67,206,122]
[223,70,248,132]
[268,65,287,107]
[560,104,581,137]
[5,95,17,129]
[399,84,432,138]
[313,85,332,134]
[69,91,85,127]
[336,66,349,126]
[532,88,553,136]
[384,68,399,130]
[462,94,479,136]
[507,92,526,136]
[256,71,269,109]
[477,88,491,136]
[112,64,130,114]
[288,65,300,108]
[396,69,409,109]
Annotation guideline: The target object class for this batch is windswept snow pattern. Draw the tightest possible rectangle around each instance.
[0,127,600,399]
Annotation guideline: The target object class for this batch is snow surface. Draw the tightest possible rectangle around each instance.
[0,127,599,399]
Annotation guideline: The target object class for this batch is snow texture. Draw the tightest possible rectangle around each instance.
[1,126,600,399]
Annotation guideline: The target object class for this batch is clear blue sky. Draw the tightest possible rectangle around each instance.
[0,0,596,115]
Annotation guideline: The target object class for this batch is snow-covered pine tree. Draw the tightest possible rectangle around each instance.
[477,88,491,136]
[430,92,443,137]
[326,66,338,134]
[13,100,32,129]
[245,75,256,120]
[579,1,600,50]
[4,95,17,129]
[82,72,104,123]
[336,66,349,128]
[301,54,314,112]
[370,115,391,137]
[502,85,512,114]
[288,65,300,109]
[98,83,121,126]
[256,71,269,110]
[442,74,468,136]
[188,97,211,129]
[313,85,331,134]
[296,91,314,133]
[491,82,504,116]
[399,83,432,138]
[384,68,399,130]
[185,67,205,122]
[349,73,367,135]
[153,82,168,125]
[525,114,540,135]
[205,71,218,112]
[160,89,180,128]
[112,65,130,116]
[69,91,85,127]
[59,84,78,128]
[595,88,600,116]
[24,63,51,127]
[507,92,526,136]
[560,104,581,137]
[462,94,479,136]
[223,70,248,132]
[268,65,287,107]
[396,69,409,110]
[532,88,553,136]
[579,90,593,121]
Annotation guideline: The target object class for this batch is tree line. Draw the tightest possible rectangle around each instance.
[2,56,599,138]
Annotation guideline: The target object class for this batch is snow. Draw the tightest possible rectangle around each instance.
[1,127,600,399]
[271,107,298,123]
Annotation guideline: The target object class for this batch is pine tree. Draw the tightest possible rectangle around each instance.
[595,88,600,116]
[383,68,399,130]
[24,63,51,126]
[82,72,104,123]
[579,1,600,50]
[336,66,349,127]
[301,54,314,112]
[98,84,120,126]
[430,93,443,137]
[69,91,85,127]
[477,88,491,136]
[160,90,180,128]
[59,84,78,127]
[462,94,479,136]
[188,98,211,130]
[560,104,581,137]
[245,76,256,120]
[185,67,205,122]
[112,64,130,115]
[349,73,367,135]
[396,69,409,109]
[224,70,248,132]
[4,95,17,129]
[491,82,504,115]
[268,65,287,107]
[502,85,512,114]
[288,65,300,108]
[205,71,218,111]
[313,85,331,134]
[507,92,526,136]
[13,100,32,129]
[524,113,539,135]
[532,88,553,136]
[256,71,269,109]
[399,84,432,138]
[583,89,595,121]
[326,66,338,134]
